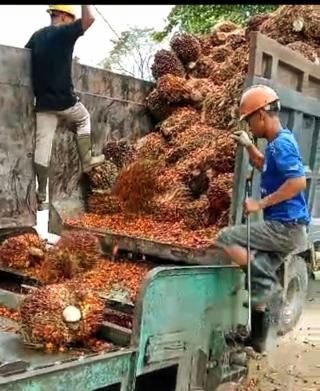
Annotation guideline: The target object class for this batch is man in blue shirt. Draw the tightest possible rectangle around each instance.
[215,85,309,352]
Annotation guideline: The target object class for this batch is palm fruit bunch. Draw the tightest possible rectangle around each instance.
[102,140,136,169]
[186,78,217,106]
[87,161,119,192]
[146,88,175,121]
[260,5,320,45]
[180,197,210,229]
[113,159,163,213]
[170,33,201,65]
[151,49,185,80]
[159,106,200,141]
[207,173,234,224]
[287,41,320,63]
[0,233,46,269]
[188,55,220,78]
[156,74,192,104]
[147,74,193,121]
[211,20,238,33]
[19,282,104,349]
[134,132,166,161]
[245,13,270,38]
[208,46,232,63]
[38,231,101,284]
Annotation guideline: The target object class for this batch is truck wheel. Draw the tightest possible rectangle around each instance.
[278,255,308,335]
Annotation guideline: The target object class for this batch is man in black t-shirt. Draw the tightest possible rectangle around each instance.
[25,5,104,208]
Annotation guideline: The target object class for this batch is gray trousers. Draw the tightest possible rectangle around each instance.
[215,220,308,305]
[34,101,91,168]
[215,220,308,255]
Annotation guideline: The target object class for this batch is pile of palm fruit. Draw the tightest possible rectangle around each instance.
[0,231,151,351]
[0,233,46,269]
[1,4,319,353]
[19,282,106,350]
[68,5,320,249]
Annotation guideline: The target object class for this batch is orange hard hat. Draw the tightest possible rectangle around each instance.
[239,85,280,121]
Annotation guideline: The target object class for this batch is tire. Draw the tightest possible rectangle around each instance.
[277,255,309,335]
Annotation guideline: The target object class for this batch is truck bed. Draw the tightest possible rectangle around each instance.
[64,222,229,266]
[0,286,134,388]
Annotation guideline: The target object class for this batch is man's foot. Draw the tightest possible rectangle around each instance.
[82,154,105,173]
[36,192,48,211]
[76,134,105,173]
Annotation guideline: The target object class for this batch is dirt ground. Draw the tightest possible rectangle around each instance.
[239,278,320,391]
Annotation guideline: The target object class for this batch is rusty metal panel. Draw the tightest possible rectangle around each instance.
[0,45,37,229]
[232,32,320,241]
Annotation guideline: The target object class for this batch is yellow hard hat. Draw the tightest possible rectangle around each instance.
[47,5,76,18]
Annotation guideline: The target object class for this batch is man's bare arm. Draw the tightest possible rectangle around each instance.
[246,144,265,171]
[232,130,265,171]
[81,5,95,32]
[259,177,306,209]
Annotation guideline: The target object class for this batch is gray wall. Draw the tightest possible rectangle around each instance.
[0,45,36,229]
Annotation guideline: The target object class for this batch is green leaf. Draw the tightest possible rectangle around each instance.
[155,4,279,40]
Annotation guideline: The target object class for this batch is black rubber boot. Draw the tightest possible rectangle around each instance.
[248,308,279,353]
[34,163,48,210]
[249,310,268,353]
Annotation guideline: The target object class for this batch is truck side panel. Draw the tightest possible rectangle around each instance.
[0,45,36,229]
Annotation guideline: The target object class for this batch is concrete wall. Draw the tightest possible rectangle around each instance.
[0,44,154,228]
[0,45,37,229]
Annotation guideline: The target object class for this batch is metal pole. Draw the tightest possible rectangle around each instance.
[246,176,252,333]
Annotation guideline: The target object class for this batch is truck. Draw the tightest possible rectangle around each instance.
[0,31,319,391]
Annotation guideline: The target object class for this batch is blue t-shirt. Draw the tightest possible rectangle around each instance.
[260,128,310,224]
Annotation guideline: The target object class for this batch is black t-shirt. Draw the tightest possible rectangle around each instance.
[25,20,84,111]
